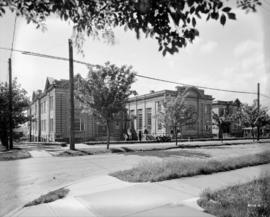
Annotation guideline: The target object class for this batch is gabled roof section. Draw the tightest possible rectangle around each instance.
[32,89,42,101]
[55,79,69,89]
[44,77,56,91]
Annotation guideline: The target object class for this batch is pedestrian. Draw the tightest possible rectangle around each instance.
[138,130,142,142]
[170,129,174,140]
[127,128,132,140]
[124,133,128,141]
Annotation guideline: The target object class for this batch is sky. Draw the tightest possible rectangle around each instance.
[0,2,270,108]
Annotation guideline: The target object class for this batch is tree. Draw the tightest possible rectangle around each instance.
[0,0,261,55]
[242,101,269,141]
[0,79,30,149]
[157,93,198,145]
[212,98,243,141]
[75,62,136,149]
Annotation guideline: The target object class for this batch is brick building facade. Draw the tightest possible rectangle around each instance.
[29,77,122,142]
[126,86,213,139]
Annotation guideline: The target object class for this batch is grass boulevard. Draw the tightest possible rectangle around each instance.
[198,176,270,217]
[111,151,270,182]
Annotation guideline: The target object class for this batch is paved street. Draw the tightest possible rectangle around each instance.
[0,153,157,217]
[1,139,270,216]
[10,164,270,217]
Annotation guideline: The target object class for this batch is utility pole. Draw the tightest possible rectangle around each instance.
[8,58,13,149]
[68,39,75,150]
[257,82,260,141]
[29,107,32,142]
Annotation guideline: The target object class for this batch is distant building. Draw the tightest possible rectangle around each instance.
[29,77,122,142]
[126,86,213,139]
[212,100,243,137]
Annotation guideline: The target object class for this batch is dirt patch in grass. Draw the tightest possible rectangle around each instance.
[111,151,270,182]
[198,176,270,217]
[24,188,69,207]
[0,149,31,161]
[56,148,112,157]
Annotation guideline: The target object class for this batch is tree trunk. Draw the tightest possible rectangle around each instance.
[251,127,255,141]
[175,126,178,146]
[218,125,223,142]
[257,126,260,141]
[106,121,111,150]
[0,129,8,149]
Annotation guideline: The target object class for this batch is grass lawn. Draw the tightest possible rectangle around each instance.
[24,188,69,207]
[0,149,31,161]
[123,149,211,159]
[111,151,270,182]
[198,176,270,217]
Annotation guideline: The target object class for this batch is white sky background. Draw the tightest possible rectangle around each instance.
[0,2,270,108]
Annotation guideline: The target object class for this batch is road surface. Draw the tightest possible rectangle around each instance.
[0,153,152,217]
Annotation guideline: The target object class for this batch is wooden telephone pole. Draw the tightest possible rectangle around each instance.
[8,58,13,150]
[68,39,75,150]
[257,82,260,141]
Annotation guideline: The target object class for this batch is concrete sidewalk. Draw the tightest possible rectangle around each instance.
[10,164,270,217]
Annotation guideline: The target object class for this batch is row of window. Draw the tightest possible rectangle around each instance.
[32,118,86,133]
[41,96,54,114]
[130,108,154,131]
[41,119,54,132]
[129,103,211,131]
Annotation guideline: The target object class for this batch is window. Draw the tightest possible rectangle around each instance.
[157,102,162,130]
[80,118,85,131]
[44,101,46,113]
[137,109,143,130]
[146,108,152,130]
[130,110,135,118]
[157,101,162,112]
[49,96,54,110]
[75,119,81,131]
[41,120,46,131]
[49,118,54,132]
[219,107,225,116]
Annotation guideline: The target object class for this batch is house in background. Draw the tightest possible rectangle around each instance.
[212,100,243,137]
[126,86,213,139]
[29,77,122,142]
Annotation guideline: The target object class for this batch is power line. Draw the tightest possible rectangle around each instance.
[135,74,258,95]
[0,46,270,99]
[0,46,94,66]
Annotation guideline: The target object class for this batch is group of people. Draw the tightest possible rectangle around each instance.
[123,128,182,142]
[123,128,149,142]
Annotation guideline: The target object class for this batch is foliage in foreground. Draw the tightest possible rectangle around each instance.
[24,188,69,207]
[111,151,270,182]
[0,149,31,161]
[0,0,261,55]
[0,79,30,149]
[198,176,270,217]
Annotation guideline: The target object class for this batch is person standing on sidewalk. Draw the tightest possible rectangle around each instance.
[138,130,142,142]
